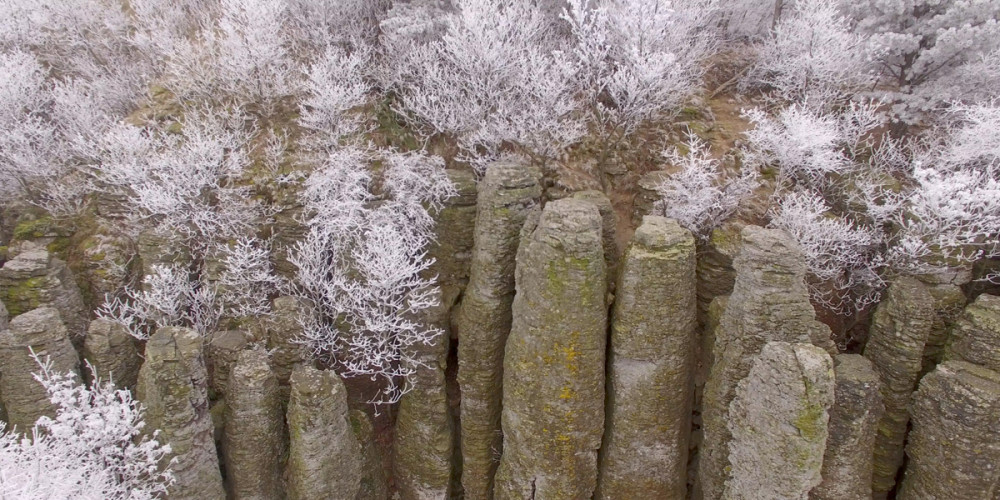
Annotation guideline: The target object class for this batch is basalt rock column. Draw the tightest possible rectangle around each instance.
[136,326,225,500]
[455,163,541,499]
[223,349,286,499]
[596,216,696,499]
[0,307,80,431]
[698,226,832,500]
[0,300,7,330]
[945,293,1000,373]
[396,170,476,500]
[571,190,619,291]
[494,199,608,500]
[921,284,967,374]
[82,318,142,390]
[268,296,312,391]
[810,354,884,500]
[286,365,363,500]
[898,361,1000,499]
[723,342,834,500]
[0,248,88,338]
[862,276,934,498]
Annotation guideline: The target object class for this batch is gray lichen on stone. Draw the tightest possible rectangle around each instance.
[494,198,608,500]
[698,226,832,500]
[286,364,363,500]
[82,318,142,390]
[944,293,1000,373]
[862,276,934,498]
[223,349,287,499]
[0,307,80,432]
[596,216,696,499]
[723,342,834,500]
[136,326,225,500]
[811,354,884,500]
[898,360,1000,499]
[454,162,541,500]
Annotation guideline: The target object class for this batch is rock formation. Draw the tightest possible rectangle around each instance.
[698,226,832,499]
[0,300,7,330]
[136,326,225,500]
[206,329,249,398]
[862,276,934,498]
[811,354,884,500]
[571,190,619,291]
[82,318,142,390]
[268,296,313,388]
[898,361,1000,499]
[944,293,1000,373]
[494,198,608,500]
[723,342,834,500]
[223,349,286,499]
[921,284,967,373]
[454,162,541,499]
[394,170,475,500]
[0,307,80,432]
[0,247,88,337]
[596,216,696,499]
[286,364,363,500]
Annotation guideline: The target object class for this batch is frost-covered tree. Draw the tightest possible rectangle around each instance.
[844,0,1000,123]
[289,146,455,404]
[652,132,758,239]
[389,0,584,170]
[0,354,173,499]
[770,191,884,315]
[742,0,877,108]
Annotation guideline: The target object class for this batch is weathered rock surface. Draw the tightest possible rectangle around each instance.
[945,293,1000,373]
[268,296,312,388]
[0,300,7,330]
[921,284,967,374]
[631,171,670,227]
[395,170,475,500]
[206,329,249,398]
[811,354,884,500]
[0,307,80,431]
[698,226,832,500]
[571,190,619,291]
[596,216,696,499]
[136,228,190,280]
[695,220,744,325]
[351,409,390,500]
[82,318,142,390]
[862,276,934,498]
[898,361,1000,499]
[286,365,363,500]
[136,326,225,500]
[723,342,834,500]
[223,349,286,500]
[0,248,88,337]
[454,162,541,499]
[494,198,608,500]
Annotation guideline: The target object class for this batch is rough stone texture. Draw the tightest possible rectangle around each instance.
[723,342,834,500]
[395,170,475,500]
[0,307,80,431]
[945,293,1000,373]
[206,329,249,399]
[268,296,312,388]
[136,227,190,280]
[698,226,833,500]
[223,349,286,500]
[862,276,935,498]
[82,318,142,390]
[921,284,967,375]
[571,190,619,292]
[286,365,363,500]
[0,248,88,338]
[596,216,696,499]
[898,361,1000,500]
[494,199,608,500]
[136,326,225,500]
[351,409,390,500]
[695,220,744,325]
[454,162,541,500]
[631,171,670,227]
[0,300,7,330]
[810,354,884,500]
